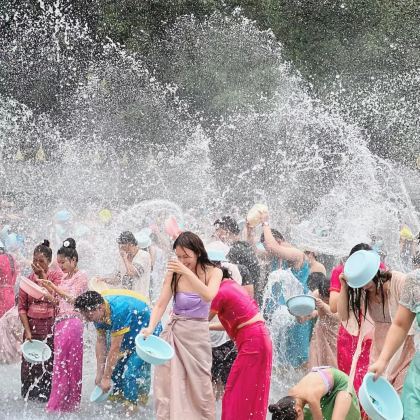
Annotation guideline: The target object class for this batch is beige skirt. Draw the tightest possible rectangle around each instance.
[153,315,215,420]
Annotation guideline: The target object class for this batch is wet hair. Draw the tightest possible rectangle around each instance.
[214,216,240,235]
[33,239,52,262]
[209,260,232,280]
[349,242,371,255]
[269,397,298,420]
[260,229,285,243]
[74,291,104,312]
[308,272,330,299]
[172,231,217,295]
[348,270,392,326]
[346,243,390,326]
[117,231,137,246]
[58,237,78,262]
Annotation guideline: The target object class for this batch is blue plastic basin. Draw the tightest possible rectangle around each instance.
[344,250,380,288]
[90,383,114,403]
[286,294,316,317]
[359,373,403,420]
[135,334,174,365]
[21,340,52,364]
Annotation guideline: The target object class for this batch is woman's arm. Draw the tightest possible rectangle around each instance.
[167,261,222,302]
[40,279,75,304]
[337,275,350,322]
[141,273,173,336]
[262,224,304,266]
[369,305,415,378]
[209,322,226,331]
[329,291,340,313]
[19,312,32,341]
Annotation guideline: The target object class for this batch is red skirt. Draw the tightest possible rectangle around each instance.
[337,324,372,393]
[222,321,272,420]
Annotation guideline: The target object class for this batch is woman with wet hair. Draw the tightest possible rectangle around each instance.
[329,243,375,393]
[18,240,62,402]
[39,238,88,412]
[268,367,361,420]
[141,231,222,420]
[338,250,415,392]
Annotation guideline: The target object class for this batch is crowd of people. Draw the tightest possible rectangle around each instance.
[0,206,419,419]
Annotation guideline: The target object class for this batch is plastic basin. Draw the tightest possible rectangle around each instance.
[90,382,114,403]
[21,340,52,364]
[286,294,316,317]
[135,334,174,365]
[359,373,403,420]
[19,276,47,299]
[344,250,380,288]
[164,216,182,239]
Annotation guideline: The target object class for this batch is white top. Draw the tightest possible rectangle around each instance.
[118,249,151,299]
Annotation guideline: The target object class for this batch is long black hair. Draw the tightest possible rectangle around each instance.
[346,243,391,326]
[171,231,216,296]
[348,270,392,326]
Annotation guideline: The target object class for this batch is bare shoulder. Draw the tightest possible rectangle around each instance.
[207,265,223,278]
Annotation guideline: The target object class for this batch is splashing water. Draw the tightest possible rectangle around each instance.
[0,3,419,419]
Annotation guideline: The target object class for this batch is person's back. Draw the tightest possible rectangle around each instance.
[213,279,259,339]
[95,292,151,351]
[303,368,361,420]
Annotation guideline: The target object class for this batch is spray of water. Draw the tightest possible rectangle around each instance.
[0,4,419,418]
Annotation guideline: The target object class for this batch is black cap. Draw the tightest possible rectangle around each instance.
[117,231,138,246]
[214,216,240,235]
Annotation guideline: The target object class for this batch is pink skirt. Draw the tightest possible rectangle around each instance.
[222,321,272,420]
[46,317,84,413]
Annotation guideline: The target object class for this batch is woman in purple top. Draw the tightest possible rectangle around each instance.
[141,231,222,420]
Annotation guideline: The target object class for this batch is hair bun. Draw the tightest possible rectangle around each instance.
[63,238,76,249]
[42,239,50,248]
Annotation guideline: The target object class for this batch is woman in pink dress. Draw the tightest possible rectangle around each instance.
[39,238,88,413]
[0,241,18,318]
[209,275,272,420]
[18,240,62,401]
